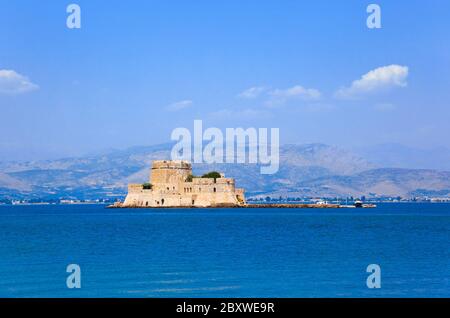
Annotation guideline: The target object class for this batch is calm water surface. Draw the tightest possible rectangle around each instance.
[0,203,449,297]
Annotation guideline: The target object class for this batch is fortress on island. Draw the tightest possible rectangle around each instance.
[121,160,246,208]
[112,160,375,209]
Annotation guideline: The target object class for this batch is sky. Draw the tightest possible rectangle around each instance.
[0,0,449,161]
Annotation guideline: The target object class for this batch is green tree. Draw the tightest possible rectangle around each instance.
[201,171,221,179]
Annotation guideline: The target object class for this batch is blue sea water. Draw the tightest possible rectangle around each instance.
[0,203,449,298]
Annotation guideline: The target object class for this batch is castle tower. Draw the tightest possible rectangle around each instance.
[150,160,191,193]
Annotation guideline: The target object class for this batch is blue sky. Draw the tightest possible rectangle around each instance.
[0,0,449,160]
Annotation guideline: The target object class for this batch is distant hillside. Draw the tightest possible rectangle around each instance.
[353,143,450,171]
[256,168,450,198]
[0,143,449,200]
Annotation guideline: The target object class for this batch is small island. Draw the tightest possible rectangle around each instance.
[110,160,375,209]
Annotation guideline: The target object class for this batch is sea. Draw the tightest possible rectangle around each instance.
[0,203,449,298]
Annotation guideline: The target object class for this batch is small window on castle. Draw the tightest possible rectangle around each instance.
[213,187,216,193]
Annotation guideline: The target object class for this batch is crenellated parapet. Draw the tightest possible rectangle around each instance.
[151,160,191,170]
[128,184,144,193]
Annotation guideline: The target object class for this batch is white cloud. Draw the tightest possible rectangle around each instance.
[335,64,408,99]
[270,85,321,100]
[165,100,193,112]
[266,85,321,106]
[238,86,267,99]
[0,70,39,95]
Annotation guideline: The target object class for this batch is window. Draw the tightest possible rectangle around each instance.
[213,187,216,193]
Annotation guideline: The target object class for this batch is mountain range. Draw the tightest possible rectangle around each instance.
[0,143,449,200]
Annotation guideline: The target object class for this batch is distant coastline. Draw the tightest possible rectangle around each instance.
[1,143,449,204]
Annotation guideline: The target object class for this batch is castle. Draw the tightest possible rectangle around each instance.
[122,160,246,208]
